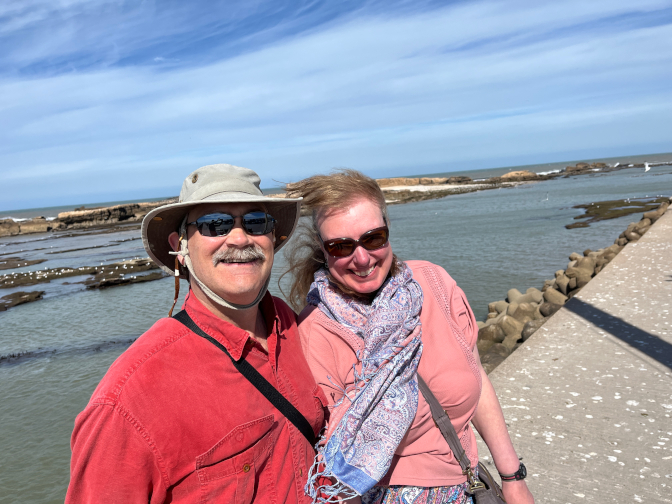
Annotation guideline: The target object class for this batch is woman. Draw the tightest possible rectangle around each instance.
[284,170,534,504]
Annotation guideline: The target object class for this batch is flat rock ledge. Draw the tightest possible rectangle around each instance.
[0,258,168,311]
[0,198,177,237]
[0,290,45,311]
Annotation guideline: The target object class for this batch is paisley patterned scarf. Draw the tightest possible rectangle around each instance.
[305,262,424,502]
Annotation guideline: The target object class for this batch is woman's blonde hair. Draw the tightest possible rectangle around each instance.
[280,169,400,312]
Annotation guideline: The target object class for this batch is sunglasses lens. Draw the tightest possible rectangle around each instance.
[361,229,389,250]
[322,227,389,258]
[325,239,355,258]
[196,213,234,237]
[193,212,275,237]
[242,212,275,235]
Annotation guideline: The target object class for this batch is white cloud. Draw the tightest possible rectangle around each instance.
[0,0,671,208]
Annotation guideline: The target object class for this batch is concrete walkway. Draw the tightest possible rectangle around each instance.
[476,209,672,503]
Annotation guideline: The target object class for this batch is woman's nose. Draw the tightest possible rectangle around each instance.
[351,244,371,265]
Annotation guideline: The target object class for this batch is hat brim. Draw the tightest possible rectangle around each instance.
[141,194,302,276]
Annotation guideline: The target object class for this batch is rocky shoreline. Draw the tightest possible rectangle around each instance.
[5,159,669,238]
[375,169,559,205]
[475,197,671,374]
[0,198,177,238]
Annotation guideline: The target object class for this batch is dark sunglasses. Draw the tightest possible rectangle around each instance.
[188,212,276,237]
[320,226,390,258]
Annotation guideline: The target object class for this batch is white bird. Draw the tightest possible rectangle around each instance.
[613,162,620,168]
[644,162,650,172]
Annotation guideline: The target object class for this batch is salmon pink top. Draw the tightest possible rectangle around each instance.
[298,260,482,487]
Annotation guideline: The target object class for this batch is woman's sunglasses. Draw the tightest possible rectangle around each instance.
[188,212,276,237]
[320,226,390,258]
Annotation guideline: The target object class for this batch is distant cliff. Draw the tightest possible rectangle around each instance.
[0,198,177,237]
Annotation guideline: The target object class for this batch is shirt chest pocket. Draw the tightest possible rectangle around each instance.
[195,415,276,504]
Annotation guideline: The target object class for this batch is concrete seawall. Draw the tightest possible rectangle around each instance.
[477,210,672,503]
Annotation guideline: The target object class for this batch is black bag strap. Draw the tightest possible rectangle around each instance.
[173,309,316,446]
[417,374,472,473]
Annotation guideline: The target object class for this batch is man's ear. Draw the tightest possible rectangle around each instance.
[168,232,185,265]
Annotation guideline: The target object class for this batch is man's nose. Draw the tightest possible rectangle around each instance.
[224,220,253,245]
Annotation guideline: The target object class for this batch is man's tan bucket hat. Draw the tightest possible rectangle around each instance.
[142,163,301,276]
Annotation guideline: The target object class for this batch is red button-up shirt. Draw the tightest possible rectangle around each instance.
[67,290,327,503]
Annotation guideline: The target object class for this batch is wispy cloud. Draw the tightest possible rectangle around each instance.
[0,0,671,209]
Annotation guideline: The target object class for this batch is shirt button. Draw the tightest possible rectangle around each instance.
[242,464,251,473]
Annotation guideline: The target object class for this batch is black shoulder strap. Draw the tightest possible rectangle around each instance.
[173,309,316,446]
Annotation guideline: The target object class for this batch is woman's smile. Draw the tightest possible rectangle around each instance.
[352,264,376,277]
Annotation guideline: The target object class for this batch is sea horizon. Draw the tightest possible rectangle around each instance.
[2,150,671,220]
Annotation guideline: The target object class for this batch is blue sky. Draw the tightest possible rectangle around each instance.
[1,0,671,210]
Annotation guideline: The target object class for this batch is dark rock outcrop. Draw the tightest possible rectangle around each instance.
[0,290,45,311]
[57,199,177,230]
[419,177,448,185]
[0,257,47,271]
[1,258,165,290]
[18,217,54,234]
[500,170,539,181]
[0,219,20,237]
[85,270,167,289]
[567,197,667,229]
[447,176,473,184]
[375,177,421,188]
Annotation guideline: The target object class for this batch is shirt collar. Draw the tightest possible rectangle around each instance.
[182,289,281,362]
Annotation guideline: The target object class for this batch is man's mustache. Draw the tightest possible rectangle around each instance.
[212,245,266,266]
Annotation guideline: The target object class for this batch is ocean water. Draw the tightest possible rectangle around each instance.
[0,163,671,502]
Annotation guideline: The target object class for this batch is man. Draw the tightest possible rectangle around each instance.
[67,164,327,503]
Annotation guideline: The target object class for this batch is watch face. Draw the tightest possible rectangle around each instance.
[518,463,527,479]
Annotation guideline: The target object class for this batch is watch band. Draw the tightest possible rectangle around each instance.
[499,462,527,481]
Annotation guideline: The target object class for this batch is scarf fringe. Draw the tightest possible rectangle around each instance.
[304,453,360,503]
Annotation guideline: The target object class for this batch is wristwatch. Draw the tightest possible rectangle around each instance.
[499,462,527,481]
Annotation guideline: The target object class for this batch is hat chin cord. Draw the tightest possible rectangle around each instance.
[169,223,270,312]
